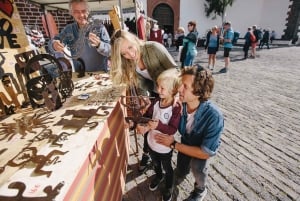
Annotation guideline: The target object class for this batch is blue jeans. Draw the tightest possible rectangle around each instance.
[176,151,208,190]
[183,52,196,66]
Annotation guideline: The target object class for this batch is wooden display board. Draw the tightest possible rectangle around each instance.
[0,1,31,104]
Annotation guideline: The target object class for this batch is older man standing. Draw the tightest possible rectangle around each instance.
[219,21,234,73]
[49,0,111,73]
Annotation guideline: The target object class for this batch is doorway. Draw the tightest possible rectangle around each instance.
[152,3,174,35]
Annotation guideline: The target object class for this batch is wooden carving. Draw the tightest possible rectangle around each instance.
[30,129,73,147]
[1,147,68,177]
[0,181,64,201]
[0,109,54,141]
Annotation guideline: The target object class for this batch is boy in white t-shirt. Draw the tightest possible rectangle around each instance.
[136,68,181,201]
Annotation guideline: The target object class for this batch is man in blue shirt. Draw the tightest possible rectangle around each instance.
[219,21,234,73]
[155,65,224,201]
[49,0,111,73]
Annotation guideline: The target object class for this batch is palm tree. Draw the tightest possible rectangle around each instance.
[204,0,235,25]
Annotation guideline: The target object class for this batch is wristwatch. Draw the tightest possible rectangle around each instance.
[170,140,177,149]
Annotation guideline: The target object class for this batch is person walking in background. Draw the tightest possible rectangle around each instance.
[270,30,276,44]
[49,0,111,73]
[175,27,185,51]
[259,28,270,49]
[155,65,224,201]
[219,21,234,73]
[205,26,219,71]
[149,23,163,44]
[167,33,173,48]
[180,21,199,68]
[136,68,181,201]
[110,30,177,173]
[243,27,252,59]
[163,31,169,47]
[251,25,261,58]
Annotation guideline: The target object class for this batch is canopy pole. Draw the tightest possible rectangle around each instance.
[118,0,124,29]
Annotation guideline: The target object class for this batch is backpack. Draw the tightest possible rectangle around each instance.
[250,32,256,43]
[257,29,263,40]
[233,31,240,45]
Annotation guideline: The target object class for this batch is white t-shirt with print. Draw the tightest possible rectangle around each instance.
[147,101,173,153]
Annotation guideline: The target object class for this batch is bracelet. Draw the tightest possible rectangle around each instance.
[170,140,177,149]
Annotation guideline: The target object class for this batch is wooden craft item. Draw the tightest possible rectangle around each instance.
[120,94,153,129]
[0,181,64,201]
[30,129,73,147]
[0,109,54,141]
[24,54,65,110]
[57,57,74,100]
[61,105,114,118]
[1,75,20,108]
[54,118,97,132]
[14,50,37,103]
[1,147,68,177]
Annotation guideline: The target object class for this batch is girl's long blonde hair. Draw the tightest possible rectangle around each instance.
[110,30,144,86]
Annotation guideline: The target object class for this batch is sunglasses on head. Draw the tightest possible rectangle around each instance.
[194,64,211,78]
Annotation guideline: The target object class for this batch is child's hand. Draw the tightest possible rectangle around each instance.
[136,124,149,135]
[124,119,134,130]
[148,119,159,130]
[139,96,151,115]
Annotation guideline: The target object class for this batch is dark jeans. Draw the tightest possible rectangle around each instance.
[149,148,174,189]
[143,132,149,153]
[243,43,250,58]
[143,91,159,154]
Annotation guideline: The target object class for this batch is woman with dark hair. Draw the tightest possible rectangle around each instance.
[180,21,199,68]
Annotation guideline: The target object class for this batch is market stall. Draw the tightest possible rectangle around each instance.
[0,74,129,201]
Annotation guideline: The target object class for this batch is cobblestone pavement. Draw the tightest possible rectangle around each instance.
[122,46,300,201]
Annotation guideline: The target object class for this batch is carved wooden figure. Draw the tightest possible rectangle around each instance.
[0,110,54,141]
[30,129,73,147]
[0,181,64,201]
[1,147,68,177]
[1,75,21,108]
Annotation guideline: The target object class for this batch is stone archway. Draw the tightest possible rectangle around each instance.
[153,4,174,35]
[147,0,180,34]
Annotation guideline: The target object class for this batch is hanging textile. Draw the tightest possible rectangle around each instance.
[137,16,146,40]
[42,12,58,39]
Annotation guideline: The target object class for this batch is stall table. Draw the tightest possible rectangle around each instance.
[0,75,128,201]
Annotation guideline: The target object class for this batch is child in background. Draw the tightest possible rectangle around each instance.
[136,68,181,201]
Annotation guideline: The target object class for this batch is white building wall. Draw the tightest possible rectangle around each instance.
[140,0,290,39]
[179,0,289,39]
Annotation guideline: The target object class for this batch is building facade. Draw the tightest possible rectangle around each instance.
[12,0,300,42]
[144,0,300,40]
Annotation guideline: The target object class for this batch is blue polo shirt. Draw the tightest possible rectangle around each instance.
[224,28,234,48]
